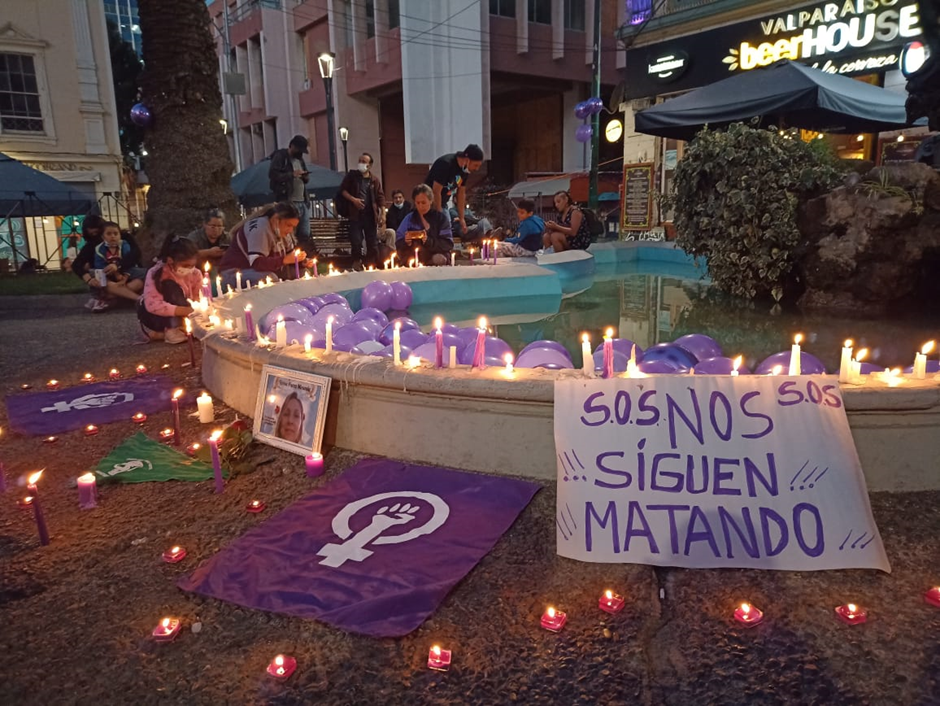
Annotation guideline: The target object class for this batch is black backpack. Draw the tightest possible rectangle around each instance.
[580,207,605,241]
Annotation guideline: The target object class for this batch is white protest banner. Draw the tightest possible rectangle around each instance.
[554,376,890,572]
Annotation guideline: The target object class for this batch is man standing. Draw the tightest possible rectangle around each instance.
[339,152,386,270]
[424,144,484,236]
[269,135,311,244]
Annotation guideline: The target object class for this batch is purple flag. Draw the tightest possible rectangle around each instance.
[178,459,540,637]
[4,377,184,435]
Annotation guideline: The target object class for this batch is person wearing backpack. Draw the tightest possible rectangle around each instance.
[543,190,593,252]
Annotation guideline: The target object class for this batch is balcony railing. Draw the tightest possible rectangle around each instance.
[227,0,281,25]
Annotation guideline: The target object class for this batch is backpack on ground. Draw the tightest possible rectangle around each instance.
[580,207,605,240]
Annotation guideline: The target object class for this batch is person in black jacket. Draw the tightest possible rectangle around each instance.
[72,214,111,312]
[269,135,311,243]
[338,152,387,270]
[381,189,411,253]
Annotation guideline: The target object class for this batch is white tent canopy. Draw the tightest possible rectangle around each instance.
[507,176,573,199]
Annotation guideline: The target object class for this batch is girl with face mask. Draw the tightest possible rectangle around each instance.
[138,234,203,344]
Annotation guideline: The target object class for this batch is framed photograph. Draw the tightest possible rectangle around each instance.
[253,365,331,457]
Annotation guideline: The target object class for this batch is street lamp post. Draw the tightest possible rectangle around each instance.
[588,0,601,210]
[339,127,349,172]
[318,52,337,172]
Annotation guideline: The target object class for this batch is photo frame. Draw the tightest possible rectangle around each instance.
[253,365,331,457]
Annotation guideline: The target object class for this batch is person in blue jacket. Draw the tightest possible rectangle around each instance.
[496,199,544,257]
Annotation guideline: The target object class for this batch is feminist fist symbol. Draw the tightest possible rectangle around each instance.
[317,502,420,567]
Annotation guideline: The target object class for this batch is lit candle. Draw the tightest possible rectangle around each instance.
[469,247,474,265]
[266,654,297,681]
[162,545,187,563]
[26,470,50,546]
[414,247,420,266]
[482,239,488,260]
[275,314,287,349]
[472,317,487,370]
[313,258,319,277]
[602,328,614,379]
[236,270,243,291]
[393,321,402,366]
[450,252,456,266]
[109,368,120,381]
[83,424,99,436]
[135,364,148,375]
[44,435,57,444]
[77,472,97,510]
[788,333,803,375]
[215,275,222,297]
[924,586,940,607]
[627,345,640,377]
[731,355,743,377]
[434,317,444,369]
[389,252,396,269]
[304,334,313,353]
[850,348,867,384]
[407,354,421,369]
[325,316,334,354]
[82,372,95,383]
[152,617,181,642]
[185,318,196,367]
[598,589,625,614]
[196,392,214,423]
[159,428,175,442]
[224,318,233,330]
[208,429,224,494]
[913,340,934,380]
[303,270,311,280]
[540,606,567,632]
[21,383,32,390]
[171,389,183,446]
[46,379,59,390]
[203,262,212,301]
[448,345,457,368]
[839,339,853,383]
[733,602,763,626]
[427,644,452,672]
[294,249,301,280]
[186,442,201,456]
[581,333,593,378]
[246,499,266,513]
[132,412,147,424]
[834,602,868,625]
[305,452,324,477]
[244,305,255,342]
[17,496,34,509]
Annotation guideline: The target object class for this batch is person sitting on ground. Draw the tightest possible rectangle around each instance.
[72,215,111,312]
[381,189,411,259]
[496,199,544,258]
[218,202,304,290]
[543,190,592,253]
[138,234,202,344]
[92,221,146,305]
[186,208,229,270]
[395,183,452,266]
[449,203,496,246]
[274,391,307,445]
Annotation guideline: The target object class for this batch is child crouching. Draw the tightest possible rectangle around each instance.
[496,198,544,258]
[138,235,202,344]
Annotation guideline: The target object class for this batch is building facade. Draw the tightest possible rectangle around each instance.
[208,0,625,198]
[103,0,142,55]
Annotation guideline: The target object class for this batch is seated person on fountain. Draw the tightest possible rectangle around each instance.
[138,234,202,344]
[218,202,304,289]
[395,183,453,266]
[496,199,544,258]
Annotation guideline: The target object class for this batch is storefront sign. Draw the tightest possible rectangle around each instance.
[621,163,654,231]
[647,50,689,82]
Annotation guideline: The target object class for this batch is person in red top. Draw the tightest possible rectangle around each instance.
[137,235,203,344]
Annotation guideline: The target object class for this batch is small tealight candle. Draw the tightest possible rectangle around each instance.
[82,372,95,383]
[733,602,763,626]
[136,364,148,375]
[44,435,57,444]
[427,644,452,671]
[541,606,567,632]
[152,617,181,642]
[77,472,97,509]
[834,602,868,625]
[109,368,121,381]
[162,545,187,563]
[305,452,324,478]
[266,654,297,681]
[788,333,803,375]
[46,379,59,390]
[850,348,868,384]
[159,428,175,442]
[132,412,147,424]
[20,383,32,390]
[246,499,266,514]
[84,424,99,436]
[503,353,514,376]
[598,589,624,614]
[924,586,940,607]
[731,355,742,377]
[17,496,34,509]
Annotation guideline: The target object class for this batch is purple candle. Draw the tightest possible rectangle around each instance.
[171,389,183,446]
[434,317,444,369]
[472,317,487,370]
[77,473,98,510]
[305,452,324,477]
[244,305,255,342]
[603,328,614,379]
[27,471,50,546]
[209,430,225,493]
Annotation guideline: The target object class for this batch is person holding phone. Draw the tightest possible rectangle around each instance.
[395,183,452,266]
[186,208,230,270]
[269,135,311,244]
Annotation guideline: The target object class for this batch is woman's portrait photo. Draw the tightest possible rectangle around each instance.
[253,366,330,456]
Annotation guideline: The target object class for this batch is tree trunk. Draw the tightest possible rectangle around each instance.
[137,0,236,259]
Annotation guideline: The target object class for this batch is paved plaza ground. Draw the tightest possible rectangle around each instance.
[1,296,939,705]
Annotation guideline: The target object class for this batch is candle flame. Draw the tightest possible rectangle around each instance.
[605,327,614,339]
[110,368,119,375]
[87,424,95,431]
[304,333,313,343]
[740,602,750,614]
[185,318,192,333]
[844,339,853,348]
[28,470,43,484]
[171,546,180,553]
[478,316,487,330]
[78,472,95,482]
[504,353,514,371]
[922,340,935,355]
[244,304,252,312]
[327,315,335,325]
[190,443,200,452]
[605,590,613,600]
[210,429,223,442]
[407,355,421,369]
[275,654,284,667]
[162,617,170,628]
[431,645,441,657]
[794,333,803,345]
[277,314,284,322]
[582,333,589,344]
[847,603,857,613]
[251,500,260,507]
[732,355,743,371]
[303,271,311,279]
[173,389,184,400]
[547,607,556,618]
[855,348,868,362]
[203,262,210,273]
[294,248,300,256]
[83,372,93,380]
[434,316,443,331]
[48,379,58,386]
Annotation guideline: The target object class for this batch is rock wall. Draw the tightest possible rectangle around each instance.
[796,162,940,312]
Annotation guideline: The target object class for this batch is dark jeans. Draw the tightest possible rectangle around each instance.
[137,279,186,332]
[349,217,378,266]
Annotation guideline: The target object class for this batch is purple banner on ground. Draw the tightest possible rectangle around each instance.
[4,377,182,435]
[178,459,541,637]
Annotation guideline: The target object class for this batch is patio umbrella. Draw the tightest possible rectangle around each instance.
[231,157,344,208]
[0,152,95,215]
[634,60,924,141]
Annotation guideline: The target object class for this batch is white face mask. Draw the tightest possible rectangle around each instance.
[175,266,196,276]
[358,162,369,173]
[393,202,404,209]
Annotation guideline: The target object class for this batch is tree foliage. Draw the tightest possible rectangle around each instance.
[670,122,844,301]
[105,20,144,158]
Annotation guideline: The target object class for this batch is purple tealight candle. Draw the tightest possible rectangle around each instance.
[434,317,444,369]
[77,473,98,510]
[305,452,324,477]
[472,317,487,370]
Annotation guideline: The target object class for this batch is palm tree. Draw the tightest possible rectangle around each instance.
[137,0,236,255]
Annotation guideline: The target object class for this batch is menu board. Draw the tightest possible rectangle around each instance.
[621,163,654,231]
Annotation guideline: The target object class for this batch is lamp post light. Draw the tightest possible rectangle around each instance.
[339,127,349,172]
[318,52,337,172]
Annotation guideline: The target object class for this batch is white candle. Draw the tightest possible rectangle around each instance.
[275,315,287,349]
[304,334,313,353]
[236,271,243,291]
[196,392,215,423]
[627,345,639,377]
[503,353,514,375]
[215,275,222,296]
[449,345,457,368]
[325,316,334,354]
[913,341,934,380]
[393,322,402,366]
[850,348,868,384]
[581,334,593,378]
[389,252,396,269]
[731,355,742,377]
[789,333,803,375]
[450,252,456,267]
[838,339,853,383]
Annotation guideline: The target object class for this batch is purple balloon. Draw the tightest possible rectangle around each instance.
[320,293,350,308]
[521,340,572,360]
[593,349,629,373]
[411,341,442,361]
[390,281,413,310]
[378,319,421,345]
[355,318,385,337]
[260,303,316,330]
[441,323,461,336]
[460,336,512,363]
[313,303,354,327]
[593,338,643,360]
[693,356,750,375]
[352,307,389,327]
[130,103,152,127]
[455,327,481,349]
[860,362,884,375]
[587,96,605,115]
[351,340,385,355]
[372,343,414,359]
[331,322,376,352]
[641,343,697,370]
[575,124,593,143]
[516,347,574,369]
[674,334,722,363]
[361,281,393,312]
[400,329,429,349]
[639,359,687,374]
[574,101,591,120]
[265,320,314,345]
[296,297,323,315]
[754,351,828,375]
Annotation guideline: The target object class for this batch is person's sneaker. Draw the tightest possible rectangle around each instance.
[351,261,365,272]
[165,327,187,345]
[84,297,97,310]
[91,299,110,313]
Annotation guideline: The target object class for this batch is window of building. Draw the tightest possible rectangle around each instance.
[528,0,551,24]
[489,0,515,18]
[389,0,400,29]
[366,0,375,38]
[564,0,585,30]
[0,53,44,133]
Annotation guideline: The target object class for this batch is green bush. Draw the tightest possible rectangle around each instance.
[670,122,844,300]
